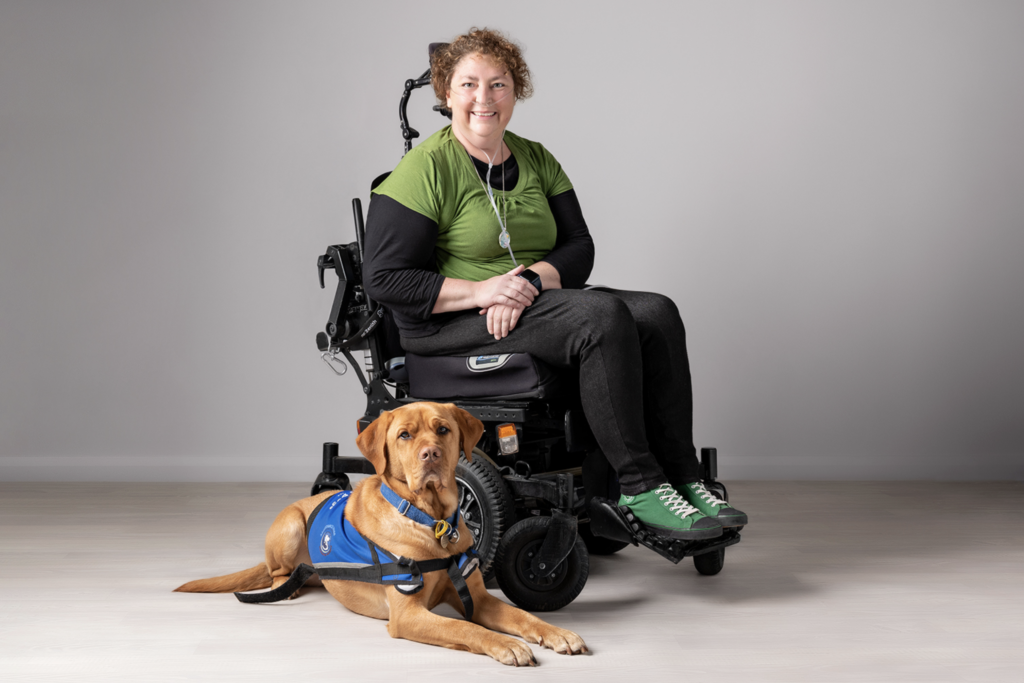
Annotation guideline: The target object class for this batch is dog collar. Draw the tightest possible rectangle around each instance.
[379,483,461,546]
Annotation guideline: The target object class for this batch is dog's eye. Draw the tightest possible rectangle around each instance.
[399,431,411,440]
[437,426,450,435]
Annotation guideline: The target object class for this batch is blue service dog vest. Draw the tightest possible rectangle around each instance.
[306,490,479,596]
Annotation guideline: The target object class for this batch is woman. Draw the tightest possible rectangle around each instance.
[363,28,746,540]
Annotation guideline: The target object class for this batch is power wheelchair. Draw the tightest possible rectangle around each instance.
[310,49,743,612]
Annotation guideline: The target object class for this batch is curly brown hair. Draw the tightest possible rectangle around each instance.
[430,28,533,104]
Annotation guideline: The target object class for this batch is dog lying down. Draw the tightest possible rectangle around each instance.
[175,402,587,666]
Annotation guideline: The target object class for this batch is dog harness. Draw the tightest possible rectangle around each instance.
[234,488,479,619]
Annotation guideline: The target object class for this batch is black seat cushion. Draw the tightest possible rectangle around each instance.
[405,352,559,400]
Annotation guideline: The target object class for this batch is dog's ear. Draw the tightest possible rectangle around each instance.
[356,411,394,475]
[447,404,484,462]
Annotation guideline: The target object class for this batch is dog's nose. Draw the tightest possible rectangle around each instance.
[419,446,441,463]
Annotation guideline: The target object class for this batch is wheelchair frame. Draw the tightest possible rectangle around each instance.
[310,52,742,610]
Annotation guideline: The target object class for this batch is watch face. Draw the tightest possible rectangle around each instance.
[519,269,541,290]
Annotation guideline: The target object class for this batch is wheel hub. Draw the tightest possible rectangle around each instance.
[517,540,564,590]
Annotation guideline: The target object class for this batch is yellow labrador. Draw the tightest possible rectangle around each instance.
[176,402,587,666]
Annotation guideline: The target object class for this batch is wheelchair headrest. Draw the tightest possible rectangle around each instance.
[424,44,452,120]
[428,43,448,60]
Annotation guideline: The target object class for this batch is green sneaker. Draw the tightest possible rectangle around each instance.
[680,482,748,527]
[619,483,723,540]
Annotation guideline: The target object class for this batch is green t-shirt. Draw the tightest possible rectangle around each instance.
[373,126,574,282]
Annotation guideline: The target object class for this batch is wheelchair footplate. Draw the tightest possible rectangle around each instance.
[588,496,741,564]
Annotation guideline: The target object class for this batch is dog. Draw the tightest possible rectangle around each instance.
[175,402,587,666]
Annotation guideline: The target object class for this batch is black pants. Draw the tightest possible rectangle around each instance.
[401,288,698,496]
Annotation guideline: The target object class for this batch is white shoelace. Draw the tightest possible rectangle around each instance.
[689,482,726,508]
[654,483,701,518]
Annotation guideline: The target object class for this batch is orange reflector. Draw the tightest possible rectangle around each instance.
[356,419,363,435]
[497,422,520,455]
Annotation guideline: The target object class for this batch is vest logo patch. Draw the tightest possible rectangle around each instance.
[319,524,336,556]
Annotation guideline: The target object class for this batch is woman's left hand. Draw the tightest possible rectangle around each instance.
[480,303,524,340]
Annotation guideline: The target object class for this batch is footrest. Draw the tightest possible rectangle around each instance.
[588,497,742,565]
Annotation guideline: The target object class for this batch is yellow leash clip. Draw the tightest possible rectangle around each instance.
[435,520,460,549]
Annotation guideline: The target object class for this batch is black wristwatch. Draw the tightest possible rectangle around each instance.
[518,268,543,292]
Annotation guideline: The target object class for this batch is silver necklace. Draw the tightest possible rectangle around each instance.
[470,135,516,265]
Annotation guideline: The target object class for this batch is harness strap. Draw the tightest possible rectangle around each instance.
[315,556,426,584]
[234,563,317,604]
[447,559,475,621]
[234,555,477,619]
[306,496,333,536]
[313,554,457,586]
[369,543,384,583]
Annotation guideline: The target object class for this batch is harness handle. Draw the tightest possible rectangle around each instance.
[234,564,317,603]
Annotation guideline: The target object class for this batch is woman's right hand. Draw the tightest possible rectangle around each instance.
[479,303,523,340]
[474,264,538,310]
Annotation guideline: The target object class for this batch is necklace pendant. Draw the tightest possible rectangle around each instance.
[499,232,510,249]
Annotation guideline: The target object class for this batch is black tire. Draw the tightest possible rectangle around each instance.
[494,516,590,612]
[577,521,630,555]
[693,547,725,576]
[310,471,351,497]
[455,449,516,581]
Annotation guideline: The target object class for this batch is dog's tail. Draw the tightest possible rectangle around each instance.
[174,564,271,593]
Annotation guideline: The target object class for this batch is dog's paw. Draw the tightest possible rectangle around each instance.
[486,635,537,667]
[531,626,588,655]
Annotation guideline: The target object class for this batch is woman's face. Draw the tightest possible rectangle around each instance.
[446,53,515,151]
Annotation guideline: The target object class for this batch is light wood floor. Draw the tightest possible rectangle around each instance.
[1,481,1022,682]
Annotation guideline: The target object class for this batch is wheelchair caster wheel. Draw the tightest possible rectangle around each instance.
[494,516,589,612]
[693,547,725,576]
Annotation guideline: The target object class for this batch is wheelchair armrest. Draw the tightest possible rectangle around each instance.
[318,242,363,342]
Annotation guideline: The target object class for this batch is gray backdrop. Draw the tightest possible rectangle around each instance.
[2,0,1022,482]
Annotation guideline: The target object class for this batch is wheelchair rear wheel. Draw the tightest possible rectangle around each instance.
[455,450,516,581]
[494,516,589,612]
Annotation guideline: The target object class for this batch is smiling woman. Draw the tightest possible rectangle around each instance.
[362,27,748,540]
